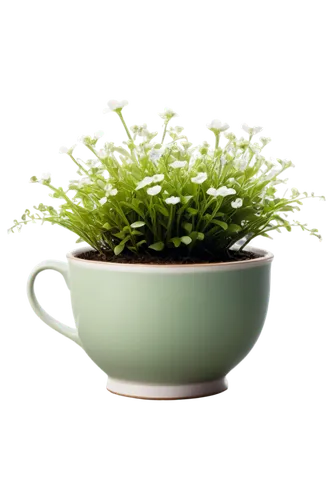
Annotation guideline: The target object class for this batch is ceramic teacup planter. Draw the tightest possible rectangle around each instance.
[13,100,323,399]
[27,246,273,399]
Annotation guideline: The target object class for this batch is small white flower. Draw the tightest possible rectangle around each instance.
[170,160,187,169]
[152,104,184,118]
[220,155,227,167]
[207,186,236,197]
[96,146,109,160]
[99,197,107,205]
[169,126,184,134]
[105,96,135,112]
[218,186,236,196]
[191,172,208,184]
[165,196,181,205]
[39,172,51,183]
[149,144,168,157]
[242,120,263,135]
[105,184,118,196]
[231,198,243,209]
[56,136,74,154]
[149,149,164,163]
[152,174,164,183]
[147,185,162,196]
[136,176,153,190]
[94,130,104,139]
[236,159,247,171]
[104,183,113,194]
[207,119,229,133]
[131,124,149,137]
[207,187,219,197]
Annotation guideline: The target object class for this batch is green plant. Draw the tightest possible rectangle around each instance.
[10,100,324,259]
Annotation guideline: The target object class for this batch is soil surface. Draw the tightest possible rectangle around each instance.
[76,249,261,265]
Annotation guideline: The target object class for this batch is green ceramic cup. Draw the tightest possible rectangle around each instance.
[27,246,273,399]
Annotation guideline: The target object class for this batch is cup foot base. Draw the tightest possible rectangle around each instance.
[106,376,228,400]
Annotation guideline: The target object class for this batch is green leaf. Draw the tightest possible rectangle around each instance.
[103,223,111,230]
[131,198,144,209]
[130,221,145,228]
[155,205,169,217]
[149,241,165,251]
[120,236,131,245]
[181,195,193,204]
[120,200,145,219]
[186,207,198,216]
[228,224,242,232]
[170,237,181,248]
[211,219,228,230]
[244,167,256,179]
[232,208,257,224]
[113,231,126,239]
[114,244,124,255]
[182,222,193,233]
[137,240,147,247]
[181,236,192,245]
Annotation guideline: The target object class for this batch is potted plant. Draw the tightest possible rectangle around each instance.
[10,100,324,399]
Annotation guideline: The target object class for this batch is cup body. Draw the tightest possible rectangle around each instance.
[67,247,273,386]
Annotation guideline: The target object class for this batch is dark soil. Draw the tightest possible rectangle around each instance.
[76,249,261,265]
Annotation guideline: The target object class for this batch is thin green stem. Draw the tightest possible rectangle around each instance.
[166,205,174,242]
[117,111,132,141]
[161,121,168,144]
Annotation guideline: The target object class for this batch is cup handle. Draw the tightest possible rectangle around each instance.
[27,260,82,346]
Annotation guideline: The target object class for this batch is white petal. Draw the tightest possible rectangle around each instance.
[152,174,164,183]
[191,172,208,184]
[152,104,184,118]
[136,176,153,190]
[216,186,229,196]
[207,120,230,132]
[94,130,104,139]
[40,172,51,182]
[242,120,263,134]
[147,185,162,196]
[231,198,243,208]
[105,96,135,111]
[170,160,187,169]
[56,136,73,154]
[165,196,181,205]
[100,197,107,205]
[207,188,218,197]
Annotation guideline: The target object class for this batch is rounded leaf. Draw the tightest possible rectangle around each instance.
[181,236,192,245]
[114,244,125,255]
[186,207,198,216]
[149,241,165,251]
[228,224,242,233]
[155,205,169,217]
[182,222,193,234]
[212,219,228,230]
[114,231,126,239]
[130,221,146,228]
[170,237,181,248]
[137,240,147,247]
